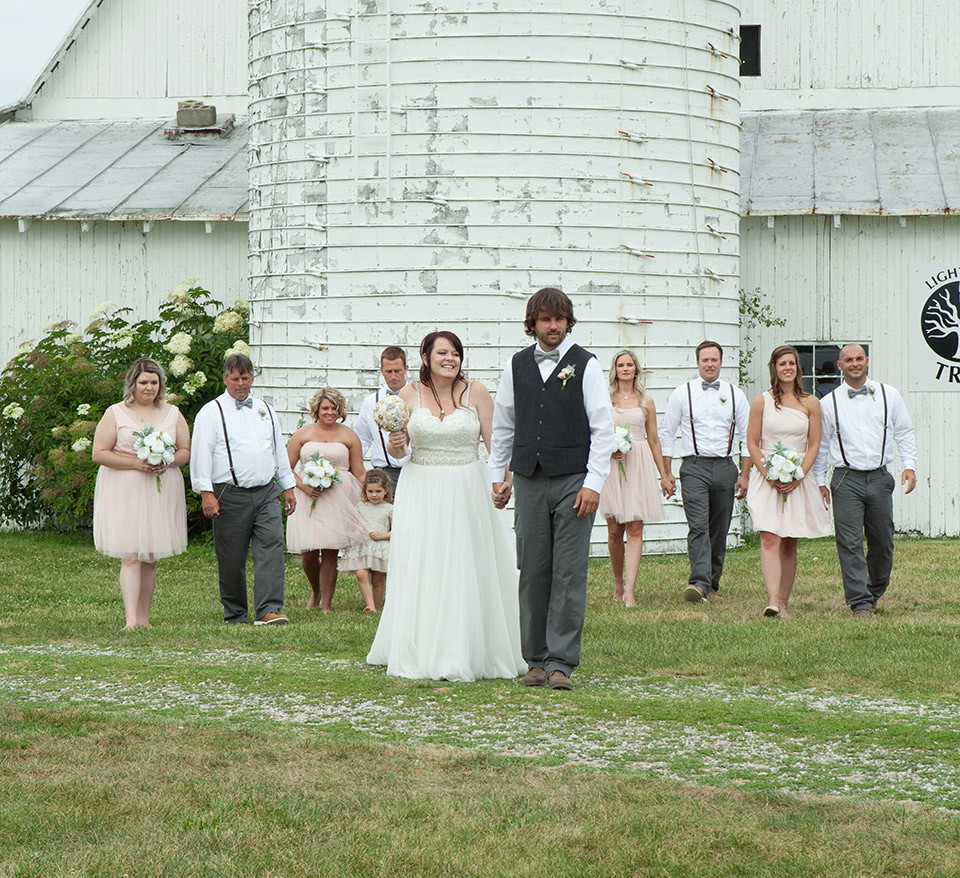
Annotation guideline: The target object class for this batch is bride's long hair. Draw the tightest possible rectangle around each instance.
[419,330,468,412]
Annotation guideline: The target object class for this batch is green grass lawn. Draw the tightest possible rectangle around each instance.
[1,531,959,876]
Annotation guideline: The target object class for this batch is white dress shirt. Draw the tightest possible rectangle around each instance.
[191,391,296,492]
[489,335,614,494]
[354,385,411,468]
[813,380,917,486]
[659,377,750,460]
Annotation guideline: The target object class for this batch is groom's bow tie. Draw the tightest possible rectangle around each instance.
[848,386,870,398]
[702,381,720,391]
[534,348,560,365]
[236,398,253,409]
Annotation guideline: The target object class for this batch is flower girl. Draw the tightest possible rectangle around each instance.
[340,469,393,612]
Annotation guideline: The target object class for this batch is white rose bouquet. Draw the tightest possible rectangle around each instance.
[613,423,634,481]
[372,395,410,432]
[302,450,342,512]
[763,440,804,505]
[133,423,177,493]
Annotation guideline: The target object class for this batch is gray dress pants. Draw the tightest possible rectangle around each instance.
[513,469,594,677]
[830,467,895,610]
[679,456,738,594]
[212,481,286,622]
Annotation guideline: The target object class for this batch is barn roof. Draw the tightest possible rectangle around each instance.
[0,118,248,221]
[741,107,960,217]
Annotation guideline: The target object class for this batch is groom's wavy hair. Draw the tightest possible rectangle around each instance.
[767,344,809,410]
[419,331,468,411]
[524,287,576,337]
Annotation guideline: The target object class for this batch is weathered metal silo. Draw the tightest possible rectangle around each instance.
[248,0,742,550]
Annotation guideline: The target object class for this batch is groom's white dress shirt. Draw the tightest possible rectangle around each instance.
[813,379,916,485]
[489,335,613,494]
[659,378,749,459]
[191,392,296,492]
[354,385,411,468]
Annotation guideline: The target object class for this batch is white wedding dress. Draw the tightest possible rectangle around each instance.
[367,383,525,681]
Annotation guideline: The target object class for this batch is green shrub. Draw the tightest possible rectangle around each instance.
[0,284,249,532]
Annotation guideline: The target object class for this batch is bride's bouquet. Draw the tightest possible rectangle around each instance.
[133,423,176,493]
[763,440,804,505]
[373,394,410,433]
[302,450,341,512]
[613,423,634,481]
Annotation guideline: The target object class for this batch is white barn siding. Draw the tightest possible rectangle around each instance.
[248,0,743,554]
[740,0,960,110]
[740,214,960,537]
[24,0,247,120]
[0,219,248,364]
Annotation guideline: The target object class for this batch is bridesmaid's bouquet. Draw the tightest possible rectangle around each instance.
[303,451,341,512]
[613,423,634,481]
[373,395,410,432]
[763,441,804,505]
[133,423,176,493]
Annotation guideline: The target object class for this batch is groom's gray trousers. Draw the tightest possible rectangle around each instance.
[513,468,594,676]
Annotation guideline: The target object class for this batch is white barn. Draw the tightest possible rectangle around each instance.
[3,0,957,542]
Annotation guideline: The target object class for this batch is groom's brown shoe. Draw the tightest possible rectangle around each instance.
[522,667,547,687]
[547,670,573,690]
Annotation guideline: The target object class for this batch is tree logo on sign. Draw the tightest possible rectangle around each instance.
[921,281,960,363]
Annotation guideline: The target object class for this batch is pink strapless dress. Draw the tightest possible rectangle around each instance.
[286,441,368,551]
[599,405,664,524]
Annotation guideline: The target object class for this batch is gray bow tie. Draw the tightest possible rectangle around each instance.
[702,381,720,391]
[534,348,560,365]
[236,398,253,409]
[386,388,399,396]
[848,386,870,398]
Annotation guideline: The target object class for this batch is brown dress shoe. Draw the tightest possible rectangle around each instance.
[547,670,573,690]
[254,612,289,626]
[852,607,874,618]
[684,585,707,603]
[522,667,547,687]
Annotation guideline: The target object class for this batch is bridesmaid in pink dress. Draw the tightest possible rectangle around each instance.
[92,358,190,629]
[746,345,831,618]
[598,350,669,606]
[285,387,368,611]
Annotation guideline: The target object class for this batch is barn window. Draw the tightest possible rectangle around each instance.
[791,343,870,397]
[740,25,761,77]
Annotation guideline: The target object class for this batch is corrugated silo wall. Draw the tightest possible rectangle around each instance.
[248,0,742,555]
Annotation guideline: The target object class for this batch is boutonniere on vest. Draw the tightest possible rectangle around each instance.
[258,407,268,420]
[557,364,576,389]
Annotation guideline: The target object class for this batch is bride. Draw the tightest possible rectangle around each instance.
[366,331,525,681]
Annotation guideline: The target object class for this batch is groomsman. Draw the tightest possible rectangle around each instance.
[660,341,750,602]
[490,287,614,691]
[354,345,410,492]
[192,353,297,625]
[813,344,917,617]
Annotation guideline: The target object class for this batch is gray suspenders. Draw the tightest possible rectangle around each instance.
[214,399,278,487]
[830,383,888,468]
[687,381,738,457]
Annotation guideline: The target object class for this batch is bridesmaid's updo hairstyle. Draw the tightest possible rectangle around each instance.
[768,344,809,409]
[524,287,576,337]
[607,349,646,404]
[309,387,348,422]
[362,468,393,503]
[419,331,468,411]
[123,358,167,406]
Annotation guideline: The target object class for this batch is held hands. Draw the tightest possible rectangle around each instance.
[491,481,511,509]
[661,473,676,498]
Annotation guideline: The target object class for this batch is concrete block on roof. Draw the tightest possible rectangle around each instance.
[177,101,216,127]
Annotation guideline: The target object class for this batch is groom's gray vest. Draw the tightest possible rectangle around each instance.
[511,343,593,478]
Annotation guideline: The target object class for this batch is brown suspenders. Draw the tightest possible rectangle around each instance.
[687,382,737,457]
[215,399,278,487]
[830,384,888,468]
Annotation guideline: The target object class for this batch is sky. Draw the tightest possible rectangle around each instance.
[0,0,92,107]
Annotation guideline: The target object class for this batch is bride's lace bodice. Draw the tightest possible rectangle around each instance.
[408,385,480,467]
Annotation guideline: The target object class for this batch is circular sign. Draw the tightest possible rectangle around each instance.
[920,280,960,363]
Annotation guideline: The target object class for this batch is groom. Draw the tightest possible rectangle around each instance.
[490,288,613,690]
